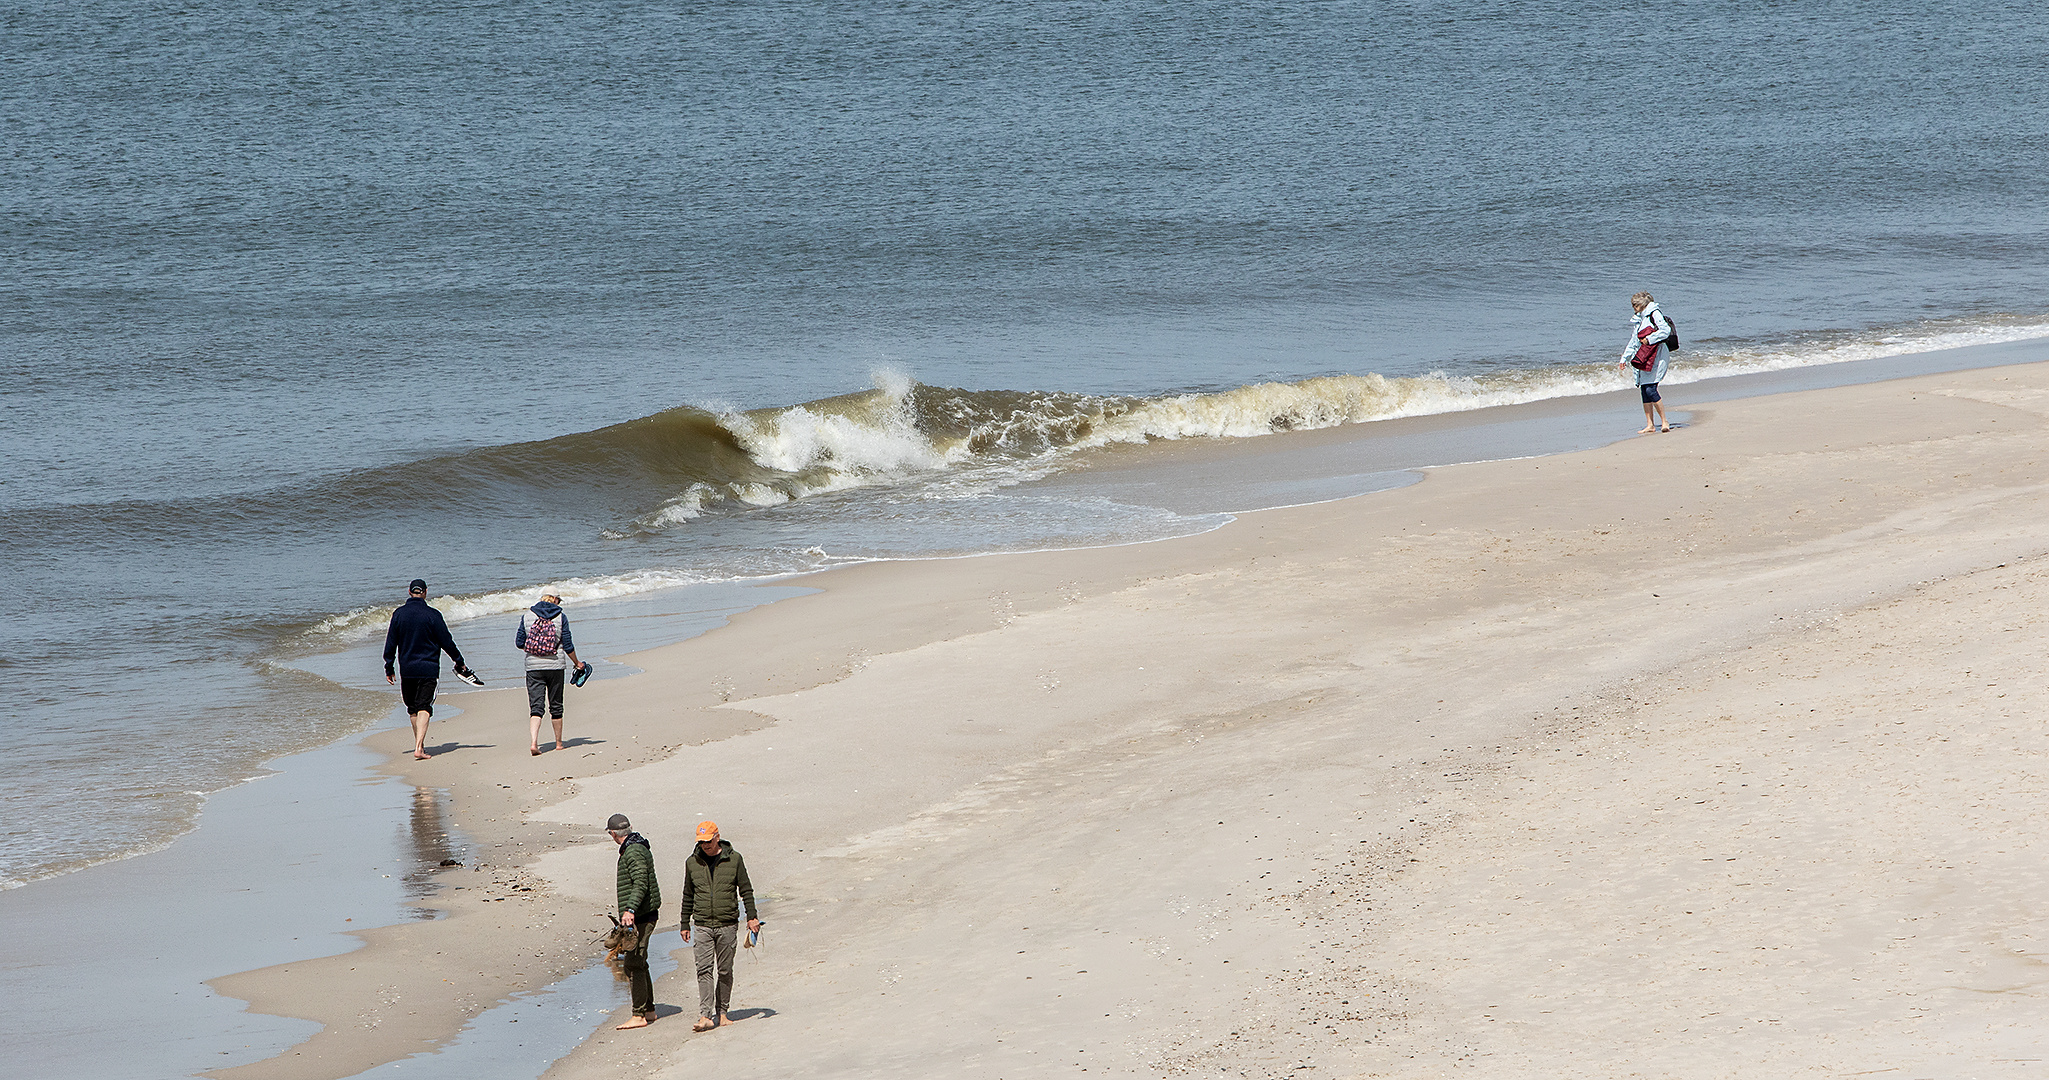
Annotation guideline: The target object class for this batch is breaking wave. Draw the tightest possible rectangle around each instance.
[603,315,2049,533]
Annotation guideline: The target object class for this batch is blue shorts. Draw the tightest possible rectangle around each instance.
[1640,383,1661,404]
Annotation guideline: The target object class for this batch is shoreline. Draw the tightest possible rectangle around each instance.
[9,339,2049,1078]
[225,347,2049,1077]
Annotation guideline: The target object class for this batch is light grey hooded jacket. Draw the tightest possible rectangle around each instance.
[1623,302,1673,386]
[515,601,575,672]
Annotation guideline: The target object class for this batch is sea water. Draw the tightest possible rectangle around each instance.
[6,0,2049,889]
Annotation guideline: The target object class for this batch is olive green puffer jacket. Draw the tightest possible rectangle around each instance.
[615,834,660,918]
[681,840,756,927]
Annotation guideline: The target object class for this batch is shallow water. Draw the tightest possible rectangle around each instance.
[337,947,684,1080]
[0,737,417,1078]
[0,591,749,1080]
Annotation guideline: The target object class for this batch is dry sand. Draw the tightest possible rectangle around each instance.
[214,358,2049,1078]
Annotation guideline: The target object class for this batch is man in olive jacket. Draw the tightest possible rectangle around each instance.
[681,820,759,1031]
[608,813,662,1029]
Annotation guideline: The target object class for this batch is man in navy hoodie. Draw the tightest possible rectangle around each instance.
[382,578,471,760]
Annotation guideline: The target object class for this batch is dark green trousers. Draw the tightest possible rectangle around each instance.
[623,910,658,1016]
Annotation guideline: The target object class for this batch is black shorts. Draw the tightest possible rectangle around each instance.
[526,669,566,719]
[1640,382,1661,404]
[400,677,437,716]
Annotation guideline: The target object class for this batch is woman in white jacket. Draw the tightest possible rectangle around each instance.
[1619,290,1674,433]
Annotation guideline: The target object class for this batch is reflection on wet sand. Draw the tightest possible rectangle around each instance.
[402,785,462,913]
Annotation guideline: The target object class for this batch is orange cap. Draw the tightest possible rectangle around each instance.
[696,820,720,841]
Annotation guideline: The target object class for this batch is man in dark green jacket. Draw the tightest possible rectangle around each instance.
[681,820,759,1031]
[608,813,662,1029]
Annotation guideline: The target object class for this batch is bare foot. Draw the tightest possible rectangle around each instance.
[692,1016,716,1032]
[530,746,541,756]
[719,1010,734,1027]
[1637,425,1655,434]
[615,1014,651,1030]
[553,742,564,752]
[413,750,431,760]
[1661,425,1673,432]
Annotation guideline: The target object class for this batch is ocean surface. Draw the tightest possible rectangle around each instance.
[6,0,2049,889]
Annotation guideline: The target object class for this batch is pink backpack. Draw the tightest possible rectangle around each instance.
[524,613,561,656]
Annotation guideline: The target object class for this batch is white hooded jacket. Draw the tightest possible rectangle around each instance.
[1622,302,1673,385]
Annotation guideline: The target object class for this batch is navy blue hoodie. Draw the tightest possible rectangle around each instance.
[383,597,466,678]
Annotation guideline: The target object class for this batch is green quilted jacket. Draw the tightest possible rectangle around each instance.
[615,834,660,917]
[681,840,756,927]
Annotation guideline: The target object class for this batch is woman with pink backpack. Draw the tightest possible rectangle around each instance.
[515,592,590,755]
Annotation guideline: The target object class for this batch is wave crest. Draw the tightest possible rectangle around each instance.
[609,317,2049,531]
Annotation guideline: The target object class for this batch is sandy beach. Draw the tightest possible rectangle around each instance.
[207,355,2049,1078]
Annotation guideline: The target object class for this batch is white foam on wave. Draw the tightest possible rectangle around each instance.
[727,367,960,477]
[1071,318,2049,448]
[635,486,712,528]
[619,369,971,532]
[1660,318,2049,387]
[303,567,745,644]
[1071,370,1599,446]
[1,831,183,892]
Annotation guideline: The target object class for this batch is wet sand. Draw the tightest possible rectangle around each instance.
[212,352,2049,1078]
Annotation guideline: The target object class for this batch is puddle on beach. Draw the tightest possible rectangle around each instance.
[402,786,466,915]
[339,949,683,1079]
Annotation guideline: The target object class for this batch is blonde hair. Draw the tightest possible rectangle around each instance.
[1630,291,1655,309]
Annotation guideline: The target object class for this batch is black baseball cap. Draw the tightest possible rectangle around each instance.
[408,578,428,594]
[607,813,631,832]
